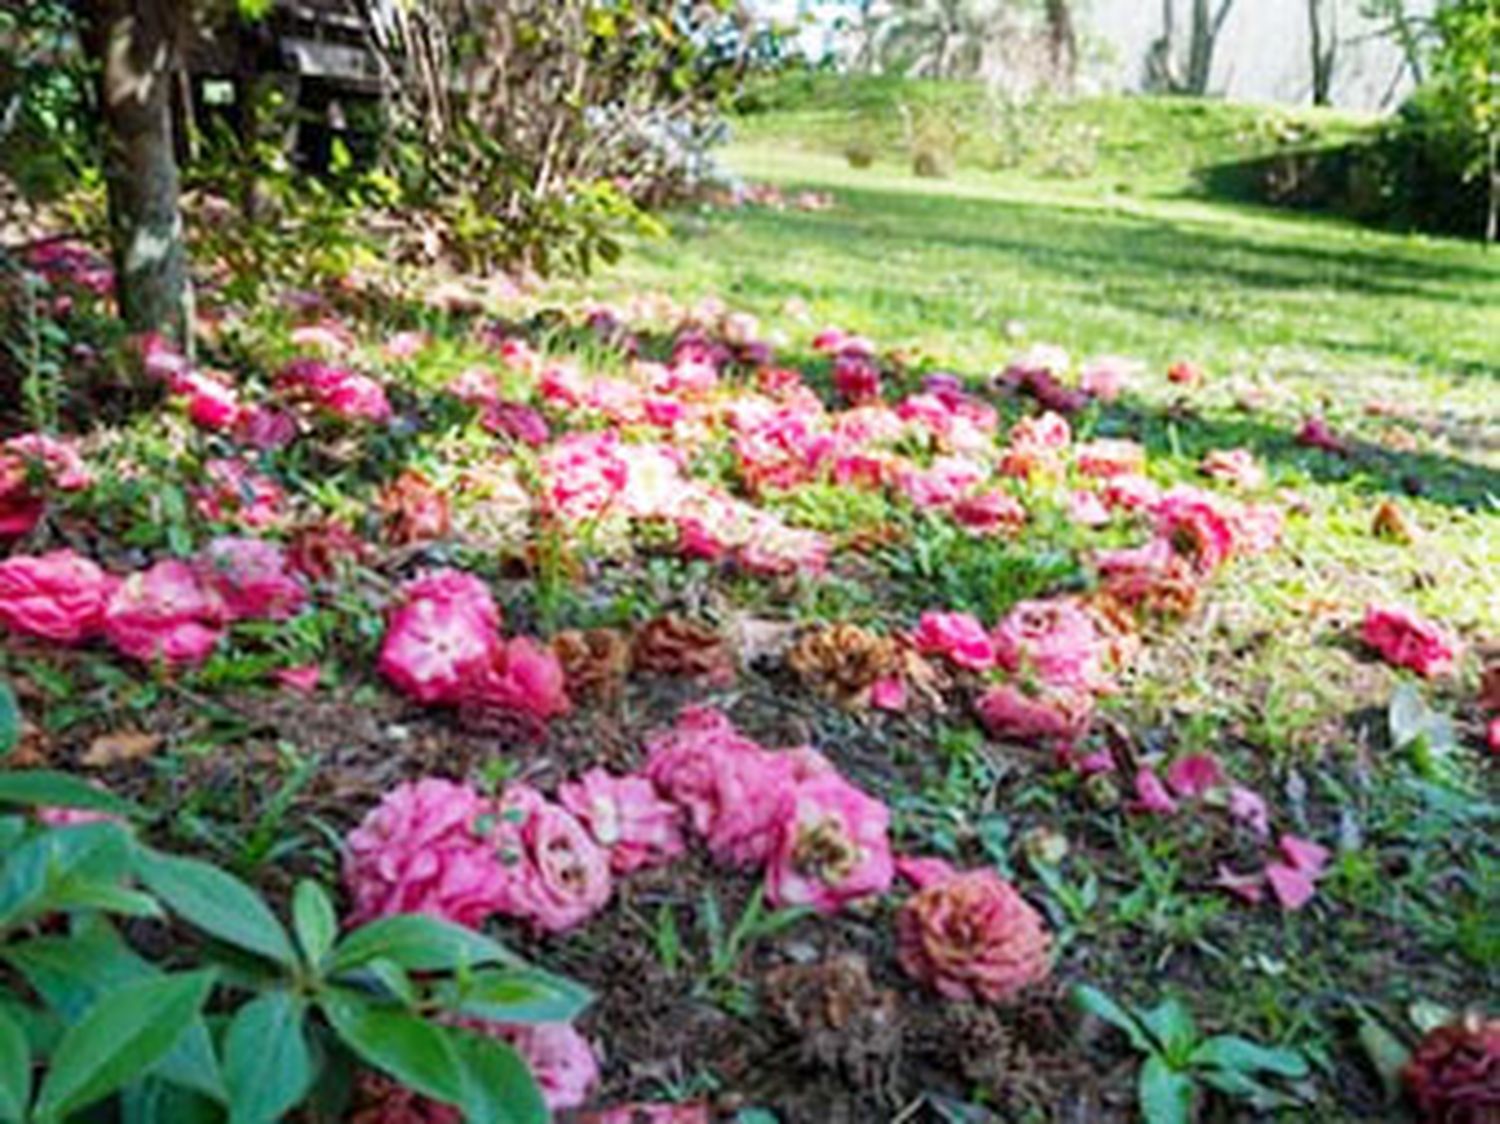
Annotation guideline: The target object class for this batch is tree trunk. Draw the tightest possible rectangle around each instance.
[1184,0,1234,95]
[1307,0,1338,106]
[1044,0,1078,87]
[79,0,188,341]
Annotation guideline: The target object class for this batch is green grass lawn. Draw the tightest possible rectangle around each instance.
[552,93,1500,1108]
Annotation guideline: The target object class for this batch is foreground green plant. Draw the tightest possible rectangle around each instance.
[1072,984,1310,1123]
[0,771,587,1123]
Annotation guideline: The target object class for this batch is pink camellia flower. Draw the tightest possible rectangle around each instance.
[276,358,391,423]
[1362,604,1460,678]
[1155,486,1238,573]
[104,560,226,668]
[1214,865,1266,905]
[1101,473,1162,513]
[833,354,881,404]
[976,683,1093,744]
[645,707,792,869]
[767,772,894,914]
[378,589,499,706]
[896,869,1052,1004]
[953,489,1026,536]
[1067,489,1111,527]
[895,854,959,890]
[1079,355,1139,401]
[1295,415,1347,454]
[992,598,1105,692]
[234,406,299,450]
[471,636,571,723]
[0,550,115,644]
[1128,767,1179,815]
[557,768,685,874]
[383,330,429,361]
[493,1022,599,1112]
[274,664,321,693]
[1227,785,1270,837]
[1200,448,1265,489]
[1094,538,1201,616]
[195,537,307,622]
[913,611,997,671]
[539,431,628,523]
[401,569,501,632]
[184,375,243,431]
[1265,833,1329,911]
[491,785,612,934]
[447,367,501,407]
[343,779,508,928]
[1488,716,1500,756]
[1164,753,1225,799]
[1231,501,1284,556]
[0,434,92,536]
[195,458,286,529]
[1075,439,1145,479]
[483,402,550,447]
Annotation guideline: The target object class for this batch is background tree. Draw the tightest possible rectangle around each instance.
[1146,0,1238,96]
[77,0,190,340]
[872,0,1005,79]
[1307,0,1339,105]
[1043,0,1078,86]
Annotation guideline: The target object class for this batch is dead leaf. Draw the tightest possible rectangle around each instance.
[83,730,162,768]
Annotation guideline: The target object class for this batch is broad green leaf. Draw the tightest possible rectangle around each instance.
[1191,1035,1307,1078]
[292,881,337,969]
[0,1006,30,1124]
[0,821,136,927]
[3,918,154,1020]
[1070,984,1152,1054]
[1140,998,1198,1061]
[119,1078,222,1124]
[1357,1017,1411,1101]
[331,915,518,975]
[0,772,140,817]
[360,958,417,1008]
[0,680,20,760]
[1198,1067,1299,1110]
[135,850,296,968]
[223,991,313,1124]
[1408,999,1455,1035]
[154,1017,227,1104]
[1138,1055,1194,1124]
[435,967,593,1025]
[1388,681,1429,749]
[320,991,463,1106]
[33,970,215,1122]
[448,1025,549,1124]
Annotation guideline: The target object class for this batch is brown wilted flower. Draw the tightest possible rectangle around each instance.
[379,469,451,545]
[631,616,735,685]
[1401,1013,1500,1123]
[286,519,368,582]
[788,623,898,709]
[1372,499,1419,544]
[553,628,631,705]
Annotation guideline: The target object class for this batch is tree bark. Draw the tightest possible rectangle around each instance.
[79,0,189,341]
[1307,0,1338,106]
[1044,0,1078,87]
[1186,0,1235,95]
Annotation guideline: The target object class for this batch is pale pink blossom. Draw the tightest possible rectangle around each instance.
[895,854,959,890]
[471,636,571,723]
[767,773,894,914]
[104,560,226,667]
[1128,767,1179,815]
[992,598,1105,692]
[378,596,498,706]
[1155,486,1239,573]
[976,684,1093,743]
[1067,489,1111,527]
[645,707,792,869]
[274,664,321,693]
[491,786,612,934]
[343,779,508,927]
[0,550,115,643]
[1101,473,1163,512]
[557,768,685,874]
[1227,785,1270,837]
[195,537,307,621]
[401,569,502,632]
[539,431,628,522]
[896,869,1052,1004]
[1200,448,1265,489]
[1079,355,1140,401]
[494,1023,599,1112]
[912,611,997,671]
[1362,604,1460,678]
[1075,439,1145,478]
[1164,753,1225,799]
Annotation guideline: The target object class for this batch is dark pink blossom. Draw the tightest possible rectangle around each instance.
[0,550,115,644]
[104,560,226,668]
[195,537,307,622]
[557,768,685,874]
[1362,604,1460,678]
[912,611,997,671]
[766,772,894,914]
